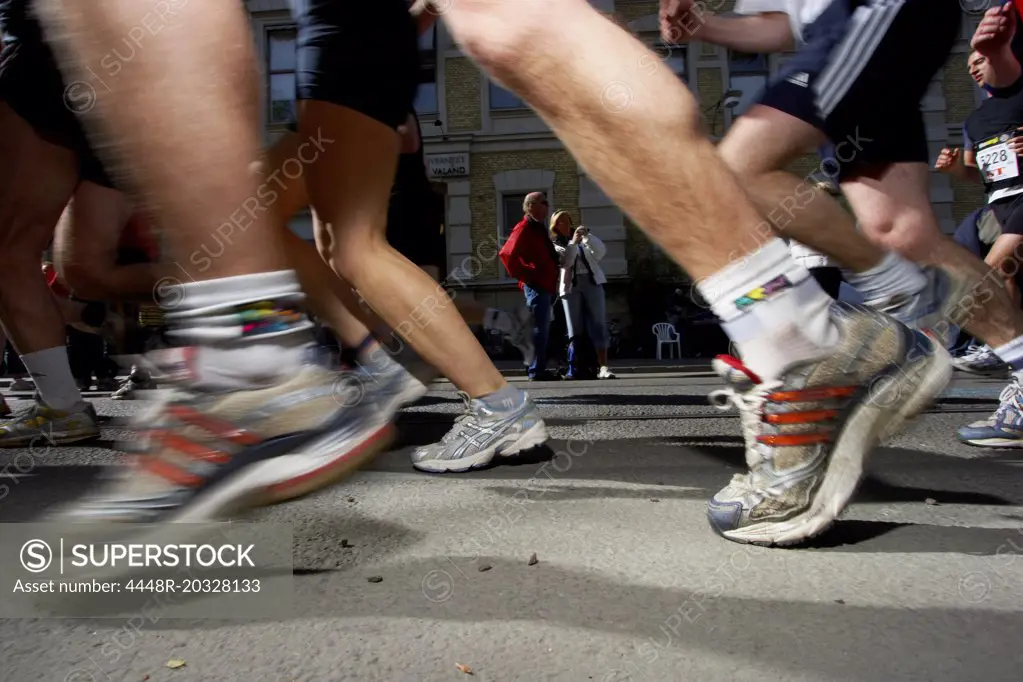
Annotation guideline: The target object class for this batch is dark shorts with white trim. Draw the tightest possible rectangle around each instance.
[758,0,961,181]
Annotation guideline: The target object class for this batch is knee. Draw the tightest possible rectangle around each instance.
[59,259,115,301]
[442,0,543,81]
[858,208,938,261]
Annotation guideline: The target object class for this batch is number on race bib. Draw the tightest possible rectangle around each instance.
[978,141,1020,182]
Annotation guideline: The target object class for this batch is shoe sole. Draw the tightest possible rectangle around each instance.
[411,421,550,473]
[176,423,398,518]
[0,430,101,448]
[957,436,1023,448]
[722,339,953,547]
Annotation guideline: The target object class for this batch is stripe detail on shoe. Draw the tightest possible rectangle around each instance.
[141,456,203,487]
[767,386,857,402]
[165,405,261,445]
[154,431,231,464]
[757,433,832,447]
[764,409,838,425]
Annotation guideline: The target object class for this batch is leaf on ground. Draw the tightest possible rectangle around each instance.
[455,662,474,675]
[166,659,186,669]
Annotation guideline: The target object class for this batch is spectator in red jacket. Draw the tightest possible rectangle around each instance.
[499,192,560,380]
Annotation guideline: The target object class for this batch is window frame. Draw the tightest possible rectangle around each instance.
[639,33,688,84]
[415,25,440,116]
[266,26,298,127]
[488,81,529,113]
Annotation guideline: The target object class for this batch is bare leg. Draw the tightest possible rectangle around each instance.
[0,103,78,355]
[53,183,163,299]
[717,107,885,272]
[38,0,288,279]
[299,101,505,397]
[842,164,1023,346]
[441,1,767,280]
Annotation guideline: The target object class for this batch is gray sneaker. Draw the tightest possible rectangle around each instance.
[0,399,100,447]
[707,303,951,546]
[869,265,970,348]
[411,390,549,472]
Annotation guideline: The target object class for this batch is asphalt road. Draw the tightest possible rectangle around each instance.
[1,370,1021,682]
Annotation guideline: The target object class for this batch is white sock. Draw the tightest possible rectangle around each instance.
[20,347,82,411]
[699,238,840,381]
[843,251,927,305]
[162,270,316,391]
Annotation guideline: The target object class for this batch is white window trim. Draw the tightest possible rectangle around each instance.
[493,170,555,282]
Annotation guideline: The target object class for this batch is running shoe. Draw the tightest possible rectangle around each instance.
[0,399,100,447]
[597,366,617,379]
[9,378,32,392]
[411,390,549,472]
[55,358,395,523]
[956,378,1023,447]
[953,343,1010,377]
[706,303,952,546]
[868,265,971,349]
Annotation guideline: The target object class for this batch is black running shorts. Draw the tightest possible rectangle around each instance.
[288,0,419,129]
[0,31,115,188]
[988,193,1023,237]
[759,0,961,179]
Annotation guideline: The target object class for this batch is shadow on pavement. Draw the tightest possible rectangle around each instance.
[67,554,1023,682]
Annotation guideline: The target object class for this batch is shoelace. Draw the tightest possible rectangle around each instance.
[993,380,1023,425]
[709,381,783,477]
[958,344,993,363]
[440,391,480,444]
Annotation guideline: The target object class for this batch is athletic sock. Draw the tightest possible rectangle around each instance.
[698,238,840,382]
[20,347,82,411]
[842,251,928,305]
[477,383,524,412]
[161,270,316,392]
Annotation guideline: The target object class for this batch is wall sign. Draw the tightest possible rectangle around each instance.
[426,152,470,178]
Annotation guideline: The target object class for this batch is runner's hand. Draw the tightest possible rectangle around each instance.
[1010,128,1023,156]
[972,3,1016,55]
[934,147,961,172]
[660,0,699,43]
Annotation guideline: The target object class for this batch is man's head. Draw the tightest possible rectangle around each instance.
[969,50,992,88]
[523,192,549,222]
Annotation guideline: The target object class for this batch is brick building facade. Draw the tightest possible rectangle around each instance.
[246,0,994,336]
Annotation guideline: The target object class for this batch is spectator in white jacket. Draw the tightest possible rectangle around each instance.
[550,210,615,379]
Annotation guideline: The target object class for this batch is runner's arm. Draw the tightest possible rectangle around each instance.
[958,131,985,184]
[689,12,794,53]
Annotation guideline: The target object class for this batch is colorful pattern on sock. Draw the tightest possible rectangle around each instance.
[237,301,306,337]
[734,275,795,310]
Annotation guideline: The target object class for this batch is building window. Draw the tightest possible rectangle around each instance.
[728,51,768,118]
[267,28,297,125]
[500,193,528,241]
[416,26,439,115]
[499,192,529,279]
[490,82,528,111]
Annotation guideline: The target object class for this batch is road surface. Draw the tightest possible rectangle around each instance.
[0,370,1021,682]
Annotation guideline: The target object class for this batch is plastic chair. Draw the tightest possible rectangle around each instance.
[652,322,681,360]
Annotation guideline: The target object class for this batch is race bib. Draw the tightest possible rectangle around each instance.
[977,140,1019,182]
